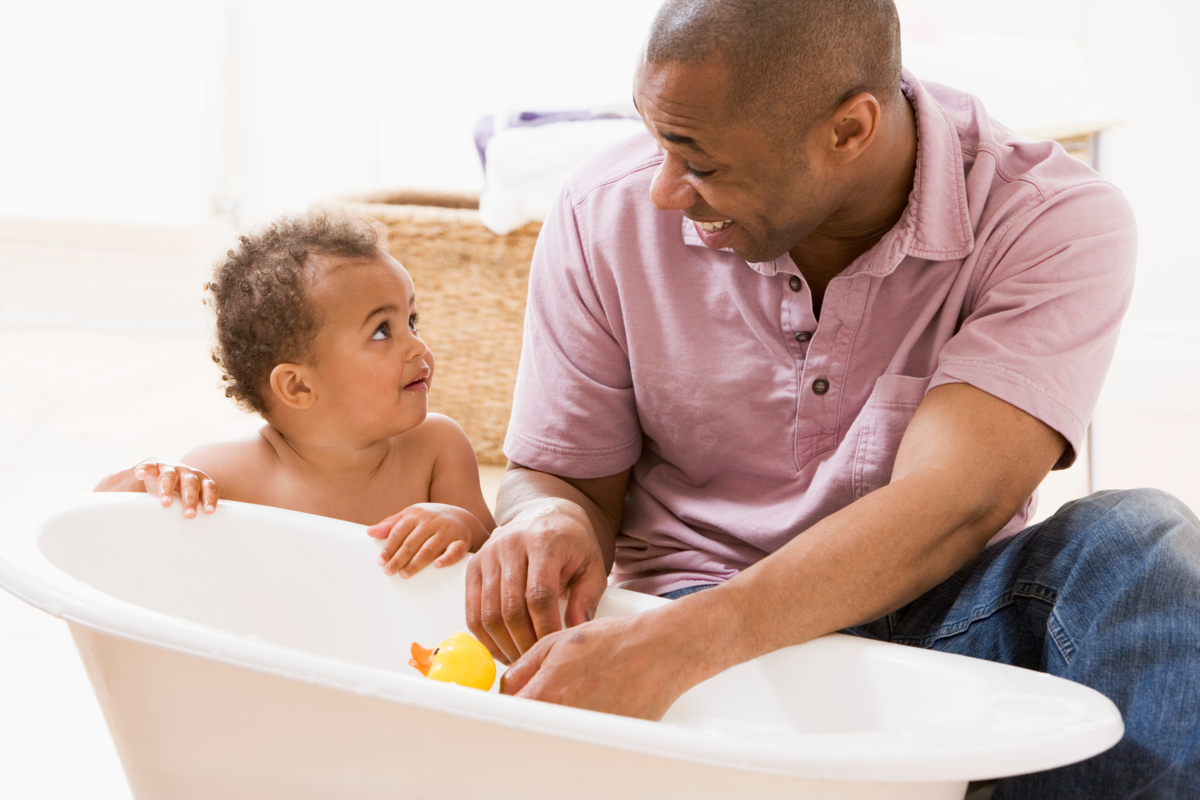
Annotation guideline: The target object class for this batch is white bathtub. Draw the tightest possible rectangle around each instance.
[0,494,1122,800]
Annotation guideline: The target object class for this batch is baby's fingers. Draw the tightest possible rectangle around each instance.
[433,539,469,568]
[378,517,418,569]
[382,523,438,578]
[200,478,218,515]
[155,466,179,507]
[179,471,202,518]
[366,510,406,540]
[395,533,456,578]
[135,463,161,493]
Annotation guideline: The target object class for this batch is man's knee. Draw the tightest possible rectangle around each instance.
[1052,488,1200,574]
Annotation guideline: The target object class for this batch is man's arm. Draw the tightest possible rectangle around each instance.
[465,465,629,663]
[497,382,1066,718]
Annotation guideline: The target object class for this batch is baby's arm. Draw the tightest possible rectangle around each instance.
[93,437,265,519]
[368,415,496,576]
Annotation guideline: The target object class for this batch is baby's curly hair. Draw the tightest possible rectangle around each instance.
[206,208,388,415]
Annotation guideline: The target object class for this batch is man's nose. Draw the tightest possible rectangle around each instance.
[649,154,699,211]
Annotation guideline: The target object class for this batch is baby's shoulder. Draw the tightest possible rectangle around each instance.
[180,428,281,500]
[411,412,468,441]
[393,413,475,462]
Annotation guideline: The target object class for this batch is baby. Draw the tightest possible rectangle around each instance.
[95,209,494,578]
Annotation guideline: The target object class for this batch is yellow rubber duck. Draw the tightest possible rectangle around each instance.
[409,631,496,691]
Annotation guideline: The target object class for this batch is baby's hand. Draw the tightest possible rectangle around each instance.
[133,458,218,519]
[367,503,475,578]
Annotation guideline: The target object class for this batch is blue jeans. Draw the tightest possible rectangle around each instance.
[666,490,1200,798]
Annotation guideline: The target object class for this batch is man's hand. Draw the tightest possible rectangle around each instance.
[500,615,684,719]
[465,498,609,663]
[94,458,218,519]
[499,591,742,720]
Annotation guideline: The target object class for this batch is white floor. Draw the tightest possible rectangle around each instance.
[0,239,1166,799]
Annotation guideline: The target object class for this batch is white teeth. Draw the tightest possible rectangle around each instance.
[697,219,733,232]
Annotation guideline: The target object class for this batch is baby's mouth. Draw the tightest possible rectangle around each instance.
[405,367,431,390]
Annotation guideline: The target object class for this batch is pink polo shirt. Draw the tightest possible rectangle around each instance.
[503,72,1136,597]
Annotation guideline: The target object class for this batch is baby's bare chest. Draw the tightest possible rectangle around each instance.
[251,469,431,527]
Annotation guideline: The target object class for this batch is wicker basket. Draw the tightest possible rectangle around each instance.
[337,190,540,465]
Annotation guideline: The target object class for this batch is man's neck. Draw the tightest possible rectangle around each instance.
[789,95,918,316]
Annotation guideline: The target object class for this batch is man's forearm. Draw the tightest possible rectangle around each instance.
[660,383,1065,686]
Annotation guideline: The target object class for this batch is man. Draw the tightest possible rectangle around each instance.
[466,1,1200,796]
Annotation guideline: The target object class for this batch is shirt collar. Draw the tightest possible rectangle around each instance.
[874,69,975,273]
[678,69,975,277]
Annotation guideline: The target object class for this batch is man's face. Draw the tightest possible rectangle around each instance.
[633,57,838,264]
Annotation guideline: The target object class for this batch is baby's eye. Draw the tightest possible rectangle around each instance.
[372,322,390,340]
[409,312,420,333]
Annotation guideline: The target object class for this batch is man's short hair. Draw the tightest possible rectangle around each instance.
[205,208,387,415]
[645,0,903,129]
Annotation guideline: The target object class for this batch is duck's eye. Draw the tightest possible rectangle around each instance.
[409,312,420,333]
[371,322,390,340]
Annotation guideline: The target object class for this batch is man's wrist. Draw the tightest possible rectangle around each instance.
[643,582,761,691]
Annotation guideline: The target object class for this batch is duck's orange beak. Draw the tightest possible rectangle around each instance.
[409,642,434,676]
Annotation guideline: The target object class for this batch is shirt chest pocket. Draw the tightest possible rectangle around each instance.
[851,375,933,500]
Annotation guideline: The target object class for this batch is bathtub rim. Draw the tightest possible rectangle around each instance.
[0,492,1124,783]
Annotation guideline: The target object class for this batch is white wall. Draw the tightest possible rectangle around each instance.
[1,0,1196,506]
[0,1,212,226]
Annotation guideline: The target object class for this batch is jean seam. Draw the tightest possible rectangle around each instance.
[894,581,1060,649]
[1046,608,1076,663]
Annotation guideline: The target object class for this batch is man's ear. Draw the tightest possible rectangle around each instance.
[825,92,882,161]
[269,363,316,410]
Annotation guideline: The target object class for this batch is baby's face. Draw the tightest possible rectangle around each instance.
[302,253,433,440]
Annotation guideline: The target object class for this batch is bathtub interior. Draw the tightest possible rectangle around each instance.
[2,493,1124,784]
[37,497,1005,734]
[39,498,466,687]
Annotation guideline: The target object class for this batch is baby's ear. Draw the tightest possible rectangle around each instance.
[269,363,316,410]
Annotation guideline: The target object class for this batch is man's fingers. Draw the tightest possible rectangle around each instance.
[499,637,552,697]
[563,559,608,628]
[465,558,505,661]
[525,554,565,641]
[500,556,541,657]
[479,555,523,664]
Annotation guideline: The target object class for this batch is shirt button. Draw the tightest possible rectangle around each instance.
[812,378,830,395]
[794,331,812,343]
[789,275,802,292]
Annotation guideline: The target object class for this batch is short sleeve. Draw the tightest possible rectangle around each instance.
[502,185,643,478]
[929,181,1137,468]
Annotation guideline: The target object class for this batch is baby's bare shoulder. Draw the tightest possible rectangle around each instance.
[180,428,280,501]
[401,413,472,455]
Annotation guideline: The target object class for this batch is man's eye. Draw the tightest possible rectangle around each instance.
[372,322,390,340]
[409,312,420,332]
[686,164,715,178]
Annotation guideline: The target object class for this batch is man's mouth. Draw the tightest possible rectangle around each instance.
[695,218,734,232]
